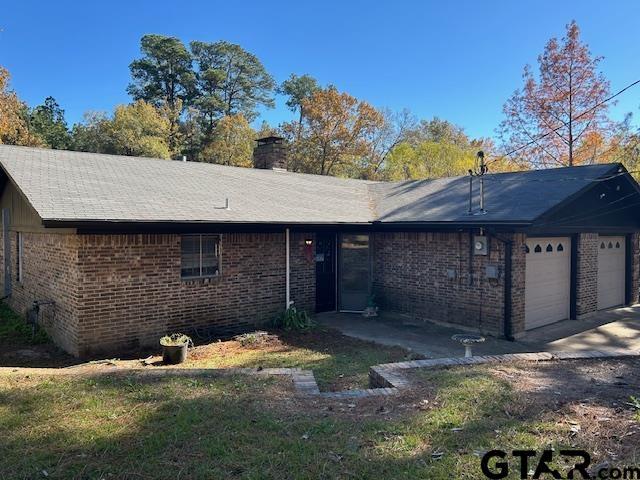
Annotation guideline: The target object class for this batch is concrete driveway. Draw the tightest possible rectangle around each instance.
[316,305,640,358]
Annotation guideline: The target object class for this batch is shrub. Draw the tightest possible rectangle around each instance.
[272,306,314,331]
[0,302,49,345]
[159,333,193,347]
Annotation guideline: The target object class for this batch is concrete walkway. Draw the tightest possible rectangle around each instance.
[316,305,640,358]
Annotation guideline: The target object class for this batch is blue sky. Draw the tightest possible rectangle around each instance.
[2,0,639,139]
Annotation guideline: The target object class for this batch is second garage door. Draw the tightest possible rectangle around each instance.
[597,236,626,310]
[525,237,571,330]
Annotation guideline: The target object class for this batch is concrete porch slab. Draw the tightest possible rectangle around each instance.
[316,305,640,358]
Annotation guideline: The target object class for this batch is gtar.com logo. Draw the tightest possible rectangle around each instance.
[481,449,590,479]
[481,450,640,479]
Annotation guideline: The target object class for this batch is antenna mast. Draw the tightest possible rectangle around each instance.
[477,151,487,214]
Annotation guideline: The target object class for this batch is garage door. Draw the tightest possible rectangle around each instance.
[597,236,626,310]
[525,237,571,330]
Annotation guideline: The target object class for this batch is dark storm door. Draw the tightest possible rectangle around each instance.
[315,233,336,312]
[338,234,371,312]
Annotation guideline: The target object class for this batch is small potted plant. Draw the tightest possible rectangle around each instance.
[159,333,193,364]
[362,294,378,317]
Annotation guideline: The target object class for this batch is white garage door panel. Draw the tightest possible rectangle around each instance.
[525,237,571,330]
[597,236,625,310]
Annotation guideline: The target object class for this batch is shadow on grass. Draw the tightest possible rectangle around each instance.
[2,359,637,480]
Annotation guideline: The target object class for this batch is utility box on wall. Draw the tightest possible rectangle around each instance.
[485,265,499,279]
[473,235,488,255]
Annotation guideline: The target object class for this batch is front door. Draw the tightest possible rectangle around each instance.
[338,234,371,312]
[315,233,336,312]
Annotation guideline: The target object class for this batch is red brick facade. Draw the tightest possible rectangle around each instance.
[575,233,599,318]
[2,232,80,355]
[372,232,526,336]
[0,228,637,357]
[0,230,316,357]
[73,232,316,356]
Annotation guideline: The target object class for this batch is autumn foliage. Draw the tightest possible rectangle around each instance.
[499,21,613,167]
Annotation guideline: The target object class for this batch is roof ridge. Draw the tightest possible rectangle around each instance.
[0,144,380,185]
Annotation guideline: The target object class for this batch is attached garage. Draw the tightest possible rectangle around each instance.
[524,237,571,330]
[597,236,626,310]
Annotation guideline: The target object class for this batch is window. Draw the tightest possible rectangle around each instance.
[16,232,23,283]
[546,243,553,252]
[557,243,564,252]
[181,235,220,279]
[534,244,542,253]
[525,245,530,254]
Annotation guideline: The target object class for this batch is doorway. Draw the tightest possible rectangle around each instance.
[315,233,336,312]
[338,234,371,312]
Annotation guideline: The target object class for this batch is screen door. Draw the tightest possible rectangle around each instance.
[338,234,370,312]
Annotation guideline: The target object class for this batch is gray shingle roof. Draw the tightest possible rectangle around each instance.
[0,145,375,224]
[370,163,618,223]
[0,145,620,226]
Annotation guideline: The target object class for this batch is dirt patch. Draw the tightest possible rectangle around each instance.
[400,358,640,463]
[489,358,640,461]
[0,341,78,368]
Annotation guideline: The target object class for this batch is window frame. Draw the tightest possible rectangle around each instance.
[16,231,23,283]
[180,234,221,280]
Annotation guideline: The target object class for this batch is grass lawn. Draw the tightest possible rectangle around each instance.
[1,359,638,479]
[173,327,418,391]
[0,303,416,390]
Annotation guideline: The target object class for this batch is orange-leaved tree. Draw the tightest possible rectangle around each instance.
[0,67,43,147]
[281,87,385,176]
[499,21,612,168]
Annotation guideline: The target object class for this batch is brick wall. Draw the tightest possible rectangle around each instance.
[509,234,527,336]
[372,232,525,336]
[289,232,316,313]
[0,232,80,355]
[74,232,315,357]
[575,233,599,318]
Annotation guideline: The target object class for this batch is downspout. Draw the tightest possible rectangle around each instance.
[285,228,291,309]
[487,229,515,341]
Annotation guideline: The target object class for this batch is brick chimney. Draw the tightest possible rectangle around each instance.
[253,136,287,171]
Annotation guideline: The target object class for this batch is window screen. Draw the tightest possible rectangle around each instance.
[181,235,220,279]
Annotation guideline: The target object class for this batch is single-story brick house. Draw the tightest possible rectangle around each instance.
[0,139,639,357]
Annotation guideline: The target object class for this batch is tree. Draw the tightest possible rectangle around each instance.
[201,114,254,167]
[405,117,471,148]
[190,40,275,130]
[499,21,611,167]
[108,101,171,158]
[71,101,171,159]
[70,111,112,153]
[278,74,320,124]
[383,141,477,180]
[128,35,195,111]
[0,67,43,146]
[128,35,195,153]
[281,87,385,176]
[359,108,416,179]
[29,97,71,149]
